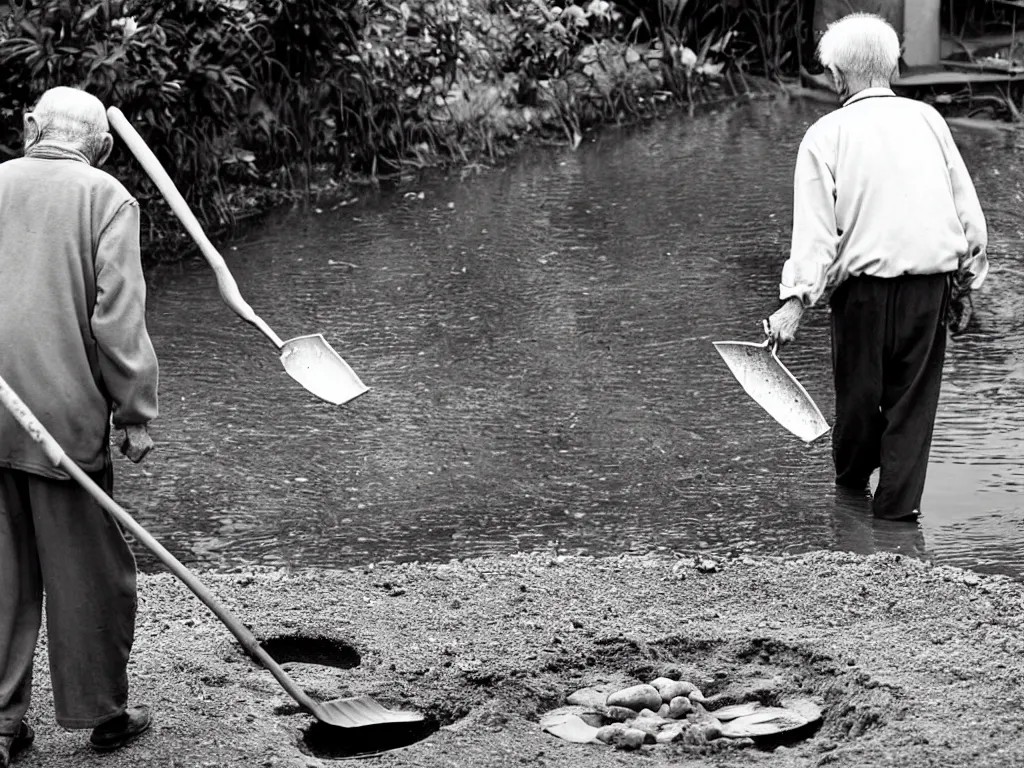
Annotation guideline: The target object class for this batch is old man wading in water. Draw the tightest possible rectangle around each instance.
[0,87,159,766]
[765,14,988,521]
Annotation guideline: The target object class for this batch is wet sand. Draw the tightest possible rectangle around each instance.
[10,550,1024,767]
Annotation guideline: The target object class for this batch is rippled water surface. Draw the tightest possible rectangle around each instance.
[125,99,1024,577]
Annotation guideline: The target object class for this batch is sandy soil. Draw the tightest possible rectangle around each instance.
[10,550,1024,767]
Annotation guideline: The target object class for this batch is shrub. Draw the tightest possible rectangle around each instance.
[0,0,803,245]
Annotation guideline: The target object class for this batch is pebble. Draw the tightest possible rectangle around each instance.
[567,685,616,708]
[655,723,686,744]
[652,678,698,702]
[602,706,636,722]
[628,715,665,738]
[688,688,706,704]
[687,703,724,740]
[611,728,647,750]
[606,683,662,712]
[668,695,694,718]
[595,723,627,744]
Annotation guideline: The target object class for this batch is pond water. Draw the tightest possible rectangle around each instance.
[127,97,1024,578]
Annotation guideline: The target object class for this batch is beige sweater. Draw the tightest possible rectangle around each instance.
[0,149,159,478]
[780,87,989,307]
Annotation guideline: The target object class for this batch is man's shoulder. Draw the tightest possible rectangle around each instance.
[803,95,947,138]
[800,110,841,149]
[1,157,134,202]
[69,162,135,202]
[891,95,946,119]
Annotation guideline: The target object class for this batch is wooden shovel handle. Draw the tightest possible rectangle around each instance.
[106,107,284,349]
[0,373,319,714]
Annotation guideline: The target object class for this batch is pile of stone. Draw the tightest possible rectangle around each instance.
[540,677,821,752]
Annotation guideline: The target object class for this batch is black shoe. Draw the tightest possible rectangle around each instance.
[0,721,34,767]
[89,706,151,751]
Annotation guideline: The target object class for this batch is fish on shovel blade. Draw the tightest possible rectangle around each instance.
[712,333,830,444]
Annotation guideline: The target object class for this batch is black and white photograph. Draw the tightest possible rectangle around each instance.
[0,0,1021,766]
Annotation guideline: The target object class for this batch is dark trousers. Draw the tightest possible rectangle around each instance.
[0,463,137,732]
[829,273,950,520]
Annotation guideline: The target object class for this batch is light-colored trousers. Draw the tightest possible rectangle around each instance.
[0,465,136,732]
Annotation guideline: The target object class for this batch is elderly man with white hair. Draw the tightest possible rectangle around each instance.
[0,86,159,766]
[765,13,988,521]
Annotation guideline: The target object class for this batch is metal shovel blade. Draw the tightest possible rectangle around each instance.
[712,340,830,443]
[313,696,425,728]
[280,334,369,406]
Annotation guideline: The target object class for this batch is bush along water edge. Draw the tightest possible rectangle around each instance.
[0,0,805,260]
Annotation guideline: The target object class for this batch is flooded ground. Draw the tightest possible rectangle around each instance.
[127,97,1024,578]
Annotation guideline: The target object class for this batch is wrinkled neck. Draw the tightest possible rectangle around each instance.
[25,141,91,165]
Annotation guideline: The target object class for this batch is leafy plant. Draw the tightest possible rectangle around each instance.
[0,0,804,252]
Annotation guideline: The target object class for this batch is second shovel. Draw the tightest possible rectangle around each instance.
[107,106,368,407]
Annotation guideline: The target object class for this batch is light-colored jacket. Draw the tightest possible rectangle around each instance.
[0,149,159,478]
[780,87,989,307]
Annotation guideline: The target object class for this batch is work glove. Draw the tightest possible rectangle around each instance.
[947,270,975,337]
[947,292,974,336]
[119,424,154,463]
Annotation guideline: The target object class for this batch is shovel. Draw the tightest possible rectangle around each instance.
[0,374,421,729]
[713,321,830,443]
[106,106,368,407]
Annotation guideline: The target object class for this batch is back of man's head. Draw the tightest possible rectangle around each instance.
[817,13,900,85]
[25,86,112,166]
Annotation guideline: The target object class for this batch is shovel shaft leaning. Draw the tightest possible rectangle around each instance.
[57,458,322,715]
[106,107,285,350]
[0,373,320,715]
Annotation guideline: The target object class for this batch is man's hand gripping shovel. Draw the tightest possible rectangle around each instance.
[712,319,831,443]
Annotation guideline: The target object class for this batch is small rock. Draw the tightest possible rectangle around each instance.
[567,684,617,708]
[649,676,676,693]
[596,723,628,744]
[611,728,647,750]
[688,689,706,704]
[712,736,756,749]
[700,722,723,741]
[628,715,666,738]
[602,706,636,722]
[653,679,698,702]
[655,723,686,744]
[607,684,662,712]
[657,703,670,718]
[687,703,723,741]
[697,559,719,573]
[668,696,694,718]
[677,723,713,746]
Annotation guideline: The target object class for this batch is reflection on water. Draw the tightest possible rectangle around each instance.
[122,98,1024,578]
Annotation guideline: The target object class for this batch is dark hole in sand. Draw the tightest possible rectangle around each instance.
[260,635,361,669]
[300,717,440,760]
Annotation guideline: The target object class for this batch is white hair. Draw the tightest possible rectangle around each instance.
[817,13,900,82]
[26,86,110,161]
